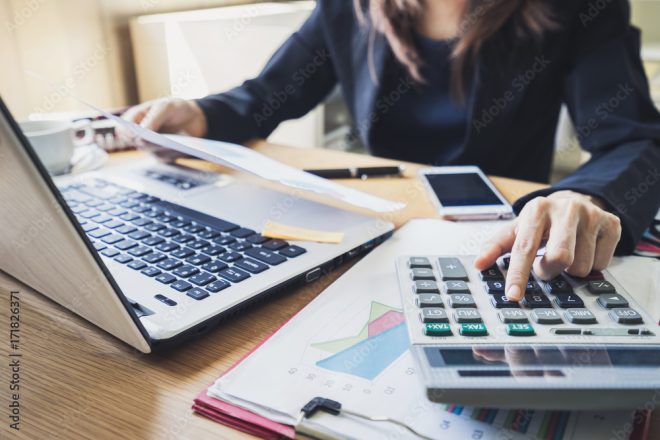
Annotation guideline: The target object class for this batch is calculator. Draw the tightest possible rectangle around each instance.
[396,255,660,410]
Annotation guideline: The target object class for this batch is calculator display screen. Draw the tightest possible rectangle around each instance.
[424,173,504,207]
[427,346,660,368]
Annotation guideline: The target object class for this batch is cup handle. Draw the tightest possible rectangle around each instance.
[71,119,95,147]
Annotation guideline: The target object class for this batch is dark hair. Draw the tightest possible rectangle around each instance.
[355,0,557,99]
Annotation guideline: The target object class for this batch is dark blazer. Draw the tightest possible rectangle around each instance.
[197,0,660,254]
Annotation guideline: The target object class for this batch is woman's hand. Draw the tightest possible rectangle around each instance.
[120,97,208,162]
[474,190,622,301]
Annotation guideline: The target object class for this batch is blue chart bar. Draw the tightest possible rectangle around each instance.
[316,323,409,380]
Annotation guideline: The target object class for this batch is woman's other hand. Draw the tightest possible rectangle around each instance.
[474,190,622,301]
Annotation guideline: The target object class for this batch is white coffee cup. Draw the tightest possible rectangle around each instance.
[19,119,94,175]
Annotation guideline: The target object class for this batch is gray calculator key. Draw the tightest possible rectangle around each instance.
[416,294,443,308]
[409,257,432,268]
[565,309,597,324]
[532,308,563,324]
[499,309,528,323]
[437,258,468,281]
[454,309,482,323]
[609,308,643,324]
[448,294,476,308]
[414,280,440,294]
[411,268,435,280]
[420,308,449,323]
[588,280,616,294]
[597,294,629,309]
[444,280,470,294]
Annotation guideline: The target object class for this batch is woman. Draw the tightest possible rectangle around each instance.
[123,0,660,301]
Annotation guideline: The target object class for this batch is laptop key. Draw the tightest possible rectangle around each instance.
[102,234,125,244]
[247,234,268,244]
[201,245,226,256]
[279,245,306,258]
[245,248,286,265]
[141,266,161,277]
[190,272,217,286]
[159,228,180,238]
[89,228,111,239]
[262,239,288,251]
[128,246,152,257]
[119,212,140,222]
[156,273,177,285]
[187,288,209,301]
[103,220,124,229]
[145,222,166,232]
[93,242,107,251]
[171,248,195,259]
[231,228,256,238]
[133,218,153,227]
[173,234,195,244]
[82,223,99,233]
[214,236,236,246]
[114,254,133,264]
[220,252,243,263]
[230,241,252,252]
[219,267,250,283]
[143,236,165,246]
[198,229,221,240]
[128,230,151,241]
[143,252,166,264]
[235,258,269,274]
[171,280,192,291]
[127,260,147,270]
[156,242,179,253]
[183,224,206,234]
[207,279,230,293]
[188,239,210,250]
[101,248,120,258]
[156,259,183,271]
[201,261,228,273]
[116,225,138,235]
[173,265,199,278]
[186,254,211,266]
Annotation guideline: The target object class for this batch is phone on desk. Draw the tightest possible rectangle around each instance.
[419,166,514,220]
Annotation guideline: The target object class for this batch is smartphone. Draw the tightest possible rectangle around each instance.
[419,166,514,220]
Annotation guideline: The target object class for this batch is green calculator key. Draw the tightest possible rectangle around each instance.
[424,323,452,336]
[507,323,536,336]
[459,323,488,336]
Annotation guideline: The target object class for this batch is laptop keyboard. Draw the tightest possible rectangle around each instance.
[59,179,307,305]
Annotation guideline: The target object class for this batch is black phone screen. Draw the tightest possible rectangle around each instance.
[424,173,504,207]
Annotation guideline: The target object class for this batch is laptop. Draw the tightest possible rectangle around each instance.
[0,98,394,353]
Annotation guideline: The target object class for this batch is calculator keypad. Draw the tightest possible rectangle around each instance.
[397,255,654,344]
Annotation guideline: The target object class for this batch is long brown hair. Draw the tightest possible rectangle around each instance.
[355,0,557,98]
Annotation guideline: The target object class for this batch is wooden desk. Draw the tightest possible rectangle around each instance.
[0,142,651,439]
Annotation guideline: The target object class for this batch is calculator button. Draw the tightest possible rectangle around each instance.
[587,280,616,294]
[416,294,444,308]
[409,257,432,269]
[609,308,643,324]
[420,308,449,323]
[554,294,584,308]
[485,280,505,294]
[459,323,488,336]
[424,323,452,337]
[491,294,520,308]
[499,309,528,323]
[448,294,476,308]
[410,268,435,280]
[597,294,629,309]
[414,280,440,294]
[444,280,470,294]
[525,280,541,293]
[506,323,535,336]
[532,309,563,324]
[454,309,482,323]
[546,278,573,294]
[437,258,468,281]
[564,309,597,324]
[521,294,552,309]
[480,266,503,281]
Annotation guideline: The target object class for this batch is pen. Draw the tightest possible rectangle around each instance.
[304,165,405,179]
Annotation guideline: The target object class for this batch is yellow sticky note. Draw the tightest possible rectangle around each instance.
[262,221,344,244]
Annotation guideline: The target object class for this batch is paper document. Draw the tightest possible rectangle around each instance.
[71,96,404,213]
[205,219,647,439]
